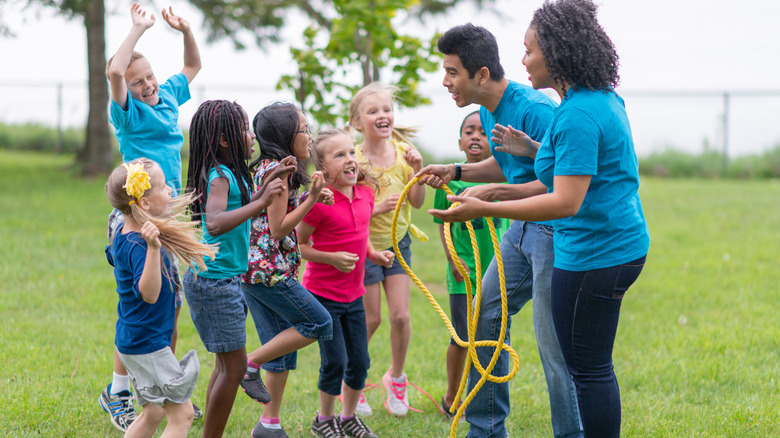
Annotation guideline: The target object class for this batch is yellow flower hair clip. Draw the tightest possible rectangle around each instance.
[122,162,151,206]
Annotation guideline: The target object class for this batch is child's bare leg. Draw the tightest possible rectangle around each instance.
[444,343,468,407]
[319,390,338,417]
[246,327,315,366]
[261,370,289,418]
[383,274,411,377]
[340,384,362,417]
[160,400,194,438]
[363,283,382,341]
[113,348,129,379]
[202,348,246,437]
[124,403,165,438]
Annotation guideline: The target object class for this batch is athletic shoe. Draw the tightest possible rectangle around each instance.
[382,370,409,417]
[440,395,464,423]
[241,370,272,403]
[311,412,347,437]
[251,419,289,438]
[192,402,203,420]
[340,415,378,438]
[98,383,137,432]
[355,392,373,417]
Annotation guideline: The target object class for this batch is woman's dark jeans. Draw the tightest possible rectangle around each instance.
[551,255,647,438]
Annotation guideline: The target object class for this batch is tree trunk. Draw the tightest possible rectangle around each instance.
[78,0,112,176]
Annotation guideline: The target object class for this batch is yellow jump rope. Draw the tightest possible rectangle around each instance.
[391,177,520,437]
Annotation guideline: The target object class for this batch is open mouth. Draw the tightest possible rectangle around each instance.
[375,121,390,129]
[468,143,483,152]
[344,165,357,177]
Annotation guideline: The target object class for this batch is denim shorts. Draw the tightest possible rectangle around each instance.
[182,272,247,353]
[242,276,333,373]
[109,208,183,307]
[448,293,469,347]
[363,233,411,285]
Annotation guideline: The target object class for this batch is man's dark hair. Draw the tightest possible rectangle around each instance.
[437,23,505,81]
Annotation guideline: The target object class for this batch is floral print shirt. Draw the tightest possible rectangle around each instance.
[241,159,302,286]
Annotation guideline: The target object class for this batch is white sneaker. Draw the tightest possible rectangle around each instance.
[355,392,373,417]
[382,370,409,417]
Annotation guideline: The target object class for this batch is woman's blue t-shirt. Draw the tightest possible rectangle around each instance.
[198,165,251,278]
[534,88,650,271]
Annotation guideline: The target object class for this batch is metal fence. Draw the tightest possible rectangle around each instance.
[2,80,780,163]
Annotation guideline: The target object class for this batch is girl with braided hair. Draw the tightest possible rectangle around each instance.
[183,99,294,436]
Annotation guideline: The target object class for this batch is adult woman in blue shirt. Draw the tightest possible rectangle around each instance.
[428,1,650,436]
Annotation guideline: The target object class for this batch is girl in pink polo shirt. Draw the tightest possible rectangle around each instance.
[298,129,395,438]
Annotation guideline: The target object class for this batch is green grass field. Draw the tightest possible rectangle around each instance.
[1,150,778,437]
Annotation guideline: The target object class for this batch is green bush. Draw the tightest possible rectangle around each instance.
[0,122,85,153]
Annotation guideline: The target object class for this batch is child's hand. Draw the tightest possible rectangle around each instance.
[161,6,190,33]
[309,171,325,199]
[449,256,470,283]
[268,156,298,182]
[140,221,161,250]
[331,251,360,273]
[370,250,395,269]
[317,188,334,205]
[255,178,285,207]
[130,3,155,30]
[374,193,405,216]
[403,145,423,172]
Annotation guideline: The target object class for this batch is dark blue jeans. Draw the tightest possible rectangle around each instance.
[551,255,646,438]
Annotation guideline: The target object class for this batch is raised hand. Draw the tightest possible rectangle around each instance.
[161,6,190,33]
[140,221,161,250]
[491,124,539,158]
[130,2,155,30]
[403,145,423,172]
[309,171,326,200]
[317,187,334,205]
[267,156,298,183]
[374,192,405,216]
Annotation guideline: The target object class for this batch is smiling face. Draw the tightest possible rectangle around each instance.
[355,92,394,140]
[522,26,553,90]
[459,112,491,163]
[292,110,312,160]
[318,133,359,195]
[442,54,483,108]
[142,164,173,217]
[125,57,159,106]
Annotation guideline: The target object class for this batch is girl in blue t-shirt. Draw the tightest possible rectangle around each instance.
[430,1,650,437]
[105,158,216,437]
[183,100,294,436]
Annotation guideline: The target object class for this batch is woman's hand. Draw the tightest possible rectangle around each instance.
[491,124,539,158]
[428,194,489,223]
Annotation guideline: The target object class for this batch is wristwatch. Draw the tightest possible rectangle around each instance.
[453,163,462,181]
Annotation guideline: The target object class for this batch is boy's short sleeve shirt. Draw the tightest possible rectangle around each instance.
[432,174,511,294]
[109,224,175,355]
[301,185,374,303]
[109,73,190,195]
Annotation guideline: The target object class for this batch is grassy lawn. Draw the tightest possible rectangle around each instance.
[1,150,778,437]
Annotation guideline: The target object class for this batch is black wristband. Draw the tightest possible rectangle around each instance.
[453,163,462,181]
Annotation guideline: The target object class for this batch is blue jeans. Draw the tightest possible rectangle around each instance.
[241,276,333,373]
[551,255,646,438]
[313,295,371,396]
[465,221,582,438]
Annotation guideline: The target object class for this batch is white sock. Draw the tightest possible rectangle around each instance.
[111,372,131,394]
[260,417,281,429]
[391,373,407,384]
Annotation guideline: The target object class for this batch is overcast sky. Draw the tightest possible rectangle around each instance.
[2,0,779,158]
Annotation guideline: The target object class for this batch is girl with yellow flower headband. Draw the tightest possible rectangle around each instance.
[105,157,216,437]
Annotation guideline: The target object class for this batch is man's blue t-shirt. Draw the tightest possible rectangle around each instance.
[479,81,557,185]
[197,165,251,278]
[534,88,650,271]
[109,73,191,195]
[107,223,175,355]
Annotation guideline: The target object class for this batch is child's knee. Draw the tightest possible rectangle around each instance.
[388,311,410,327]
[366,314,382,332]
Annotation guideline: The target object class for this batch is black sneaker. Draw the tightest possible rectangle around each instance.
[311,412,347,438]
[340,415,378,438]
[251,419,289,438]
[192,402,203,420]
[240,370,272,403]
[98,383,137,432]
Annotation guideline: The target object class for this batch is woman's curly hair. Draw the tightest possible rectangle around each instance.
[531,0,620,92]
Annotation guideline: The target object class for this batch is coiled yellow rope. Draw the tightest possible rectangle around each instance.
[391,177,520,437]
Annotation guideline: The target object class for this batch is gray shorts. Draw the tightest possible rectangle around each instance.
[117,347,199,406]
[108,209,183,307]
